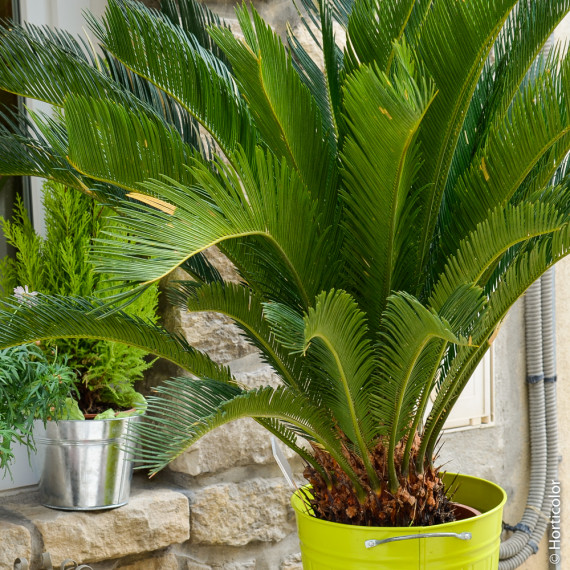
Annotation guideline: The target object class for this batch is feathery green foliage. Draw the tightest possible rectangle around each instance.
[0,182,159,414]
[0,0,569,525]
[0,344,77,471]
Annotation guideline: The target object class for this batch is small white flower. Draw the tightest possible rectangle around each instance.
[13,285,39,306]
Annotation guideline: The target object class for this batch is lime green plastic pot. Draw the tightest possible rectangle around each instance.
[291,473,507,569]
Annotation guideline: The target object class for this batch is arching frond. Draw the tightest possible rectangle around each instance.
[371,291,469,490]
[64,95,199,195]
[413,0,517,283]
[161,0,232,68]
[135,381,363,494]
[429,202,565,311]
[92,147,329,310]
[437,52,570,262]
[87,0,255,161]
[0,22,121,106]
[421,223,570,464]
[210,5,338,221]
[345,0,415,75]
[168,281,304,391]
[0,295,232,382]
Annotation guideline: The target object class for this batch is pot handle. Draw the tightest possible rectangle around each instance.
[365,531,472,548]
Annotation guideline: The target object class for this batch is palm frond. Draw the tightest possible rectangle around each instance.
[101,48,207,153]
[0,108,79,188]
[268,289,381,490]
[168,281,304,391]
[437,52,570,262]
[370,291,468,490]
[344,0,415,75]
[318,0,343,145]
[287,0,343,150]
[0,295,232,382]
[446,3,570,192]
[0,22,121,106]
[92,147,329,310]
[403,0,433,46]
[341,46,436,324]
[421,223,570,465]
[210,5,338,221]
[429,202,565,311]
[413,0,516,283]
[161,0,232,68]
[135,381,363,494]
[87,0,255,161]
[0,107,128,206]
[64,95,199,195]
[488,1,570,133]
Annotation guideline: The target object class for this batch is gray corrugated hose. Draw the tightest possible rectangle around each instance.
[498,269,560,569]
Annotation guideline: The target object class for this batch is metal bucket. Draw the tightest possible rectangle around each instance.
[34,416,139,511]
[291,473,507,569]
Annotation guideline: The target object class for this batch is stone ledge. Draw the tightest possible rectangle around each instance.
[0,484,189,567]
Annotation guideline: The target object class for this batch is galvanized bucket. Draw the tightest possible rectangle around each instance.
[34,416,139,511]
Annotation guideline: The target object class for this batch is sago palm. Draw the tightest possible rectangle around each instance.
[0,0,569,526]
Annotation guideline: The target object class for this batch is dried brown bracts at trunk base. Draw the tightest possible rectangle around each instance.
[303,440,456,527]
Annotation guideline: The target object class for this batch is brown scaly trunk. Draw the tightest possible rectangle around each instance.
[303,437,456,527]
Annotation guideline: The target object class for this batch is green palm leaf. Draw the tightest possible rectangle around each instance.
[88,0,255,161]
[265,289,380,490]
[64,95,199,196]
[345,0,415,75]
[0,109,79,188]
[371,291,470,490]
[413,0,516,281]
[161,0,232,68]
[438,53,570,261]
[287,0,342,150]
[135,381,363,494]
[210,5,337,220]
[421,223,570,465]
[0,22,121,106]
[0,295,231,382]
[341,46,436,323]
[92,147,328,310]
[429,202,566,311]
[168,281,305,391]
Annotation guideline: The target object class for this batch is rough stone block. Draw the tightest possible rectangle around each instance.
[169,417,296,476]
[0,521,32,570]
[181,560,256,570]
[230,354,283,389]
[116,552,179,569]
[281,553,303,569]
[2,488,189,566]
[179,310,255,364]
[223,562,256,569]
[190,478,296,546]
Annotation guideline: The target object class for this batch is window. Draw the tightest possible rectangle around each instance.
[440,351,494,431]
[424,351,494,433]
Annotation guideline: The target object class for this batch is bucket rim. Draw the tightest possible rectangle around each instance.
[290,472,507,533]
[34,414,142,424]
